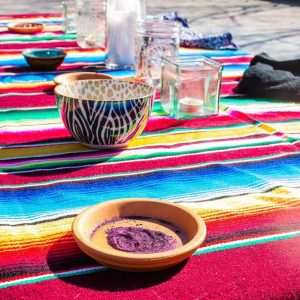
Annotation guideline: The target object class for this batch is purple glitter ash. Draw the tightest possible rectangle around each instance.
[90,216,181,239]
[106,226,178,254]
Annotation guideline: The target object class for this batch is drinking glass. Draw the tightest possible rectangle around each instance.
[76,0,106,48]
[61,0,77,34]
[106,0,146,68]
[134,20,180,89]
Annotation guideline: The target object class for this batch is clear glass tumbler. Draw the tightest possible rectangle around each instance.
[106,0,146,69]
[134,20,180,89]
[76,0,106,48]
[161,56,223,119]
[61,0,77,34]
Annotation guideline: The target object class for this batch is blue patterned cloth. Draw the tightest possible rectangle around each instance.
[159,12,238,50]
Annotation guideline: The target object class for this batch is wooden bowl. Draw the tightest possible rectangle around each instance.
[53,72,112,85]
[72,198,206,272]
[7,22,44,34]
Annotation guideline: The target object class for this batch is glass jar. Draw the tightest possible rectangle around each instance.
[106,0,146,68]
[76,0,106,48]
[61,0,77,34]
[134,20,180,90]
[161,56,223,119]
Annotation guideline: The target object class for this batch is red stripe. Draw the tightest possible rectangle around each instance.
[0,143,298,186]
[0,83,238,109]
[0,41,78,50]
[145,114,247,132]
[0,48,103,55]
[247,111,300,123]
[0,93,56,108]
[0,127,69,145]
[0,83,54,93]
[0,112,249,145]
[1,208,299,285]
[1,237,299,299]
[0,13,61,18]
[215,56,252,63]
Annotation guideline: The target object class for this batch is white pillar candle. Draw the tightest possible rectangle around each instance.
[179,97,204,113]
[106,0,140,67]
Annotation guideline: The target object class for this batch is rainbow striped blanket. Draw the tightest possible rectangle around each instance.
[0,14,299,300]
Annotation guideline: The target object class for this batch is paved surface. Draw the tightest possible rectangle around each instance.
[1,0,299,59]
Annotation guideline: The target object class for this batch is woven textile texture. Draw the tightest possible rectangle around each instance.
[0,13,300,300]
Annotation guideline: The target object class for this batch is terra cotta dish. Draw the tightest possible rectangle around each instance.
[72,198,206,272]
[7,22,44,34]
[53,72,112,85]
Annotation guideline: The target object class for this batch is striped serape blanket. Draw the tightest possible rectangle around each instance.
[0,13,300,300]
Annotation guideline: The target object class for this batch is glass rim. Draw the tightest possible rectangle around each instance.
[162,55,223,69]
[135,19,180,33]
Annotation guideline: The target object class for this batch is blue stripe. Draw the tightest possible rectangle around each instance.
[179,48,249,57]
[0,55,106,67]
[0,69,134,83]
[1,154,300,220]
[0,49,249,68]
[0,64,245,83]
[0,20,63,26]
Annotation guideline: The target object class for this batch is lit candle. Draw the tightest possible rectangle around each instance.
[179,97,204,114]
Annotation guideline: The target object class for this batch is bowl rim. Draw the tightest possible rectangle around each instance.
[22,48,66,60]
[54,79,156,102]
[72,198,207,261]
[53,72,113,85]
[7,22,44,32]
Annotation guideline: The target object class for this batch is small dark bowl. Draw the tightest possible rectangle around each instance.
[22,48,66,70]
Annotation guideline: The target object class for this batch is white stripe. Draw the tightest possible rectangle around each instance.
[0,266,107,289]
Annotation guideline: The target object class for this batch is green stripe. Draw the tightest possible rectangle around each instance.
[0,266,107,289]
[195,230,300,255]
[3,149,299,189]
[1,231,299,289]
[0,109,59,122]
[0,34,76,42]
[0,137,283,172]
[221,97,287,106]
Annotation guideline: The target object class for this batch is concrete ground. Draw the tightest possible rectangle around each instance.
[0,0,299,59]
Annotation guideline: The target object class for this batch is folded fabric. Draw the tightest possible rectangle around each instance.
[235,53,300,101]
[250,53,300,76]
[156,12,238,50]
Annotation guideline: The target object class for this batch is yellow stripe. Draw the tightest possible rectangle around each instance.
[269,122,300,133]
[1,187,299,252]
[1,125,264,159]
[129,126,264,147]
[0,217,73,251]
[1,119,61,128]
[182,186,300,222]
[258,123,278,134]
[0,81,54,89]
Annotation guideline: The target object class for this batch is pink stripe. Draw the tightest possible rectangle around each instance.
[0,13,61,18]
[0,41,78,50]
[0,113,246,145]
[0,83,239,109]
[2,133,272,168]
[247,111,300,122]
[1,143,299,186]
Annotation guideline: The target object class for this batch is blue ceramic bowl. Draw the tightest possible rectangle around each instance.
[22,48,66,70]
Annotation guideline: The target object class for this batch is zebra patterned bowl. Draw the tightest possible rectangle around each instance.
[55,79,156,149]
